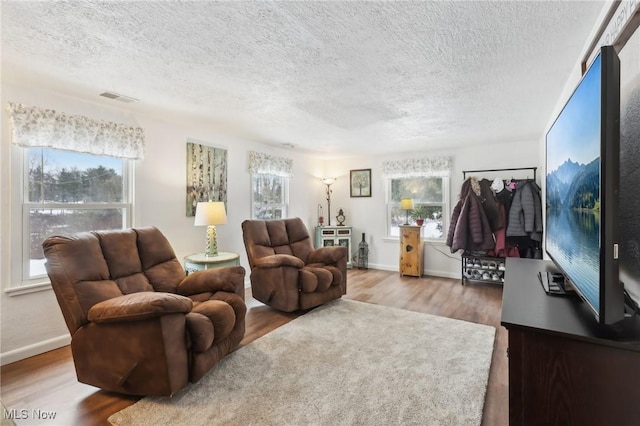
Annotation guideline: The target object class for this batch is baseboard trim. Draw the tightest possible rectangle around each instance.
[365,263,459,280]
[367,263,396,272]
[424,269,461,279]
[0,334,70,366]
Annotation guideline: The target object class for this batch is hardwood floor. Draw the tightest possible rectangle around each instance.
[1,270,508,425]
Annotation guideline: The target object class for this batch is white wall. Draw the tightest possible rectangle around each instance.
[319,140,541,278]
[0,82,324,364]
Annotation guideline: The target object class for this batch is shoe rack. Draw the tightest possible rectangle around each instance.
[461,253,506,285]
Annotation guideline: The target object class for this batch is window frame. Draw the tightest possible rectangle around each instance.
[10,146,133,290]
[385,176,449,241]
[250,173,290,220]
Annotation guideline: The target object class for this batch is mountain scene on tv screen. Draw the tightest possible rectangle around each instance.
[547,157,599,211]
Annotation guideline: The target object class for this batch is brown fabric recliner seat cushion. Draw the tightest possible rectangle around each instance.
[300,266,334,293]
[191,299,236,344]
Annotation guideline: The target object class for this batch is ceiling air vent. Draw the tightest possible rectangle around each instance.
[99,91,138,103]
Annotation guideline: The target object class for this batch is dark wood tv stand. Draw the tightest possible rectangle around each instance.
[501,258,640,425]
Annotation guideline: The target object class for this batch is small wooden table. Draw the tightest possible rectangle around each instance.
[184,252,240,275]
[399,225,423,277]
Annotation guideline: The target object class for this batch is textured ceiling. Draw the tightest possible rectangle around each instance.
[1,1,605,156]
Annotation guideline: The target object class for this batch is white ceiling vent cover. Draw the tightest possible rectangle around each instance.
[99,91,138,103]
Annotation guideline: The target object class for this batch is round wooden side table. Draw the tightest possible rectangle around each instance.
[184,252,240,275]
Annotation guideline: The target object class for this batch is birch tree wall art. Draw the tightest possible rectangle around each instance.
[186,141,227,216]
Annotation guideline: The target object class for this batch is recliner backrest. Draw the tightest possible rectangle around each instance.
[91,227,186,293]
[93,229,154,294]
[43,226,186,334]
[242,218,314,268]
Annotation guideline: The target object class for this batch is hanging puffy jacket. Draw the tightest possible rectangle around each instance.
[506,180,543,241]
[446,178,496,253]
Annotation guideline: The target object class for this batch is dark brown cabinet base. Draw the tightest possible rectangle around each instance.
[501,258,640,425]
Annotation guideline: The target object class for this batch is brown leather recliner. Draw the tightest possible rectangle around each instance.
[42,226,246,396]
[241,218,347,312]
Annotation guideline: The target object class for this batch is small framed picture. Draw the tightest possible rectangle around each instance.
[350,169,372,197]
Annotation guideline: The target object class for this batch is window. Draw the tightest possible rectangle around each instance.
[387,176,449,240]
[247,151,293,220]
[21,148,131,282]
[251,173,289,220]
[6,103,143,289]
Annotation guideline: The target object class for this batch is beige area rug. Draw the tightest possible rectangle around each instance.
[109,299,496,426]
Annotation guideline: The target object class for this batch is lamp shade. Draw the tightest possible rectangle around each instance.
[400,198,414,210]
[194,201,227,226]
[321,177,336,186]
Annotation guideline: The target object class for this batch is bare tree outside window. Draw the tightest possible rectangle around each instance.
[251,174,288,219]
[26,148,128,279]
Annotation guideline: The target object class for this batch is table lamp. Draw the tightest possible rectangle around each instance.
[194,201,227,256]
[400,198,414,225]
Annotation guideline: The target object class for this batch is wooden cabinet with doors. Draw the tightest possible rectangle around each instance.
[399,225,423,277]
[315,226,352,268]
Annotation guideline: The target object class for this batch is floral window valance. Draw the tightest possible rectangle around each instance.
[380,156,453,179]
[248,151,293,178]
[7,102,145,159]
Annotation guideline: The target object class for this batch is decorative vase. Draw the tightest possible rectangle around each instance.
[357,233,369,270]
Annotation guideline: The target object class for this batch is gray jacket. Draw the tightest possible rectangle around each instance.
[506,181,543,241]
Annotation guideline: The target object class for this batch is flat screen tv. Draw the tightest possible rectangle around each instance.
[545,45,624,325]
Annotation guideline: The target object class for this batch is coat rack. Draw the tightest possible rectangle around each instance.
[462,166,537,182]
[458,166,539,287]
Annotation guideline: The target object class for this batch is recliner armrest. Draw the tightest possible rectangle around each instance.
[87,292,193,324]
[254,254,304,269]
[177,266,246,297]
[308,246,348,265]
